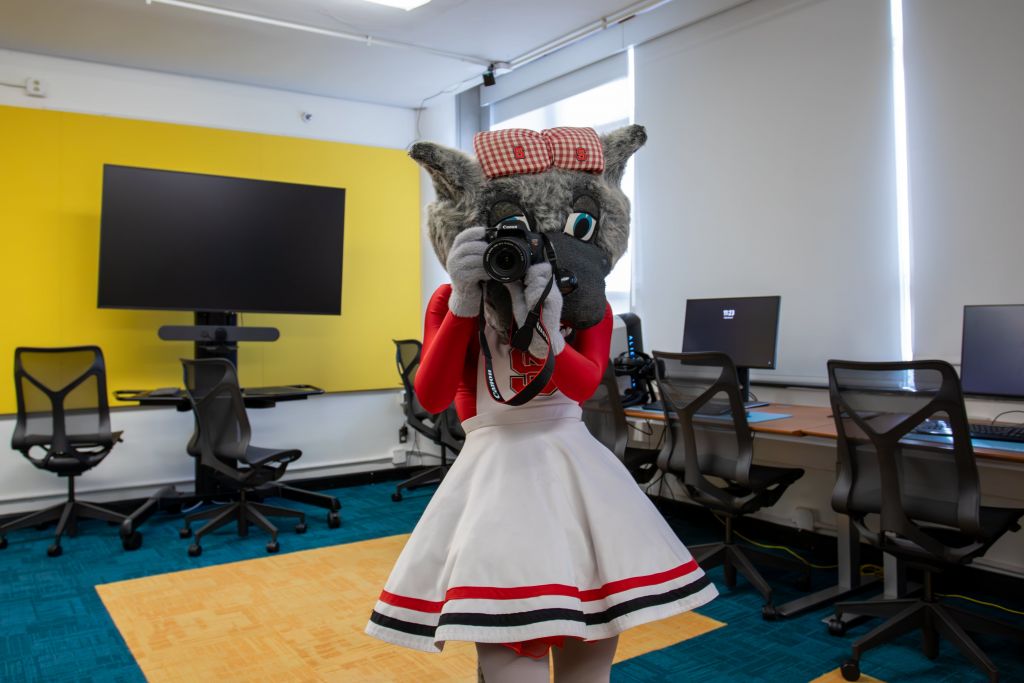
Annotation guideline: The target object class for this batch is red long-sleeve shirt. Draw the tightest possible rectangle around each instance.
[414,284,612,421]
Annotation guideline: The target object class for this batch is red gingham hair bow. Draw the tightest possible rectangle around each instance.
[473,127,605,179]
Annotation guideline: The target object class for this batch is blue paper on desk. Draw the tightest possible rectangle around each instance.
[905,432,1024,453]
[630,407,792,424]
[704,411,792,424]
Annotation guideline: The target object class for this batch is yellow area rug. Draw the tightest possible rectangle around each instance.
[811,670,884,683]
[97,534,724,682]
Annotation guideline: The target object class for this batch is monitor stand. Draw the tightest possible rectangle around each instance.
[736,367,769,409]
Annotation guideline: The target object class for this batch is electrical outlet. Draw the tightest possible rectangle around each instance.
[24,77,46,97]
[392,448,408,466]
[793,507,816,532]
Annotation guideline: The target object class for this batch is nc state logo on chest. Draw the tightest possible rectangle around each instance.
[508,348,557,395]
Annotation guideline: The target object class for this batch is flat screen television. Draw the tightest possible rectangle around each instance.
[97,165,345,315]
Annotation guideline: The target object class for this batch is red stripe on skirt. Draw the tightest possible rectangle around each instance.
[378,559,700,614]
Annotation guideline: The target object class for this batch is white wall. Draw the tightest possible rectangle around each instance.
[0,48,428,515]
[0,48,415,148]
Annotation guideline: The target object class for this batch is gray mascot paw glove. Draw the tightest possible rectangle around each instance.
[505,262,565,358]
[445,226,490,317]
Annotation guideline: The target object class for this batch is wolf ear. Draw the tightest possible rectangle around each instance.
[409,142,483,203]
[601,125,647,187]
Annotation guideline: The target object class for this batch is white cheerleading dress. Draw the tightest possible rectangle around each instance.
[365,323,718,653]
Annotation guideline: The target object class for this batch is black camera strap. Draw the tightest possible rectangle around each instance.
[477,275,557,406]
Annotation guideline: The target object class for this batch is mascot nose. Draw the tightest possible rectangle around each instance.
[557,270,578,295]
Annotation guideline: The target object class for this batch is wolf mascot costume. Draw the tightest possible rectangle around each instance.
[366,126,717,681]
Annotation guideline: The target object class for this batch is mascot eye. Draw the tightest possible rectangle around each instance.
[564,212,597,242]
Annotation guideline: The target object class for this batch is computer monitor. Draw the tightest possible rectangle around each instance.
[682,296,781,401]
[960,304,1024,399]
[98,165,346,316]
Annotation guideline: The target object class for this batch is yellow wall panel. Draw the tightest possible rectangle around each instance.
[0,105,421,413]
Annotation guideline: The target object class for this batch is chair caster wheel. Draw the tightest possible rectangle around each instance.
[47,544,63,557]
[122,531,143,551]
[295,523,307,534]
[392,492,403,502]
[327,512,341,529]
[266,541,280,553]
[179,528,192,539]
[761,603,779,621]
[840,660,860,681]
[188,544,202,557]
[827,617,847,637]
[0,536,7,550]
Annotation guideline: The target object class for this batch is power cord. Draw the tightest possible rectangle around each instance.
[990,410,1024,425]
[936,593,1024,617]
[712,513,838,569]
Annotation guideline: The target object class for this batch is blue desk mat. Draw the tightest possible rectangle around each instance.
[905,432,1024,453]
[629,408,792,424]
[707,411,792,424]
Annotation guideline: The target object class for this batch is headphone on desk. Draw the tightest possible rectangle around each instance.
[613,351,660,407]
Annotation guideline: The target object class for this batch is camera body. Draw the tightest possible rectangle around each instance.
[482,216,547,282]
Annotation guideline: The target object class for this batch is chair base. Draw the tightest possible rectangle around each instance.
[690,521,810,619]
[0,496,127,556]
[261,482,341,528]
[181,490,305,556]
[392,464,448,502]
[835,590,1024,682]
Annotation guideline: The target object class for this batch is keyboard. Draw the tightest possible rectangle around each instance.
[968,423,1024,442]
[913,420,1024,443]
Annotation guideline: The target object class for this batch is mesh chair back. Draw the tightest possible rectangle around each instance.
[827,359,982,548]
[182,358,250,461]
[653,351,752,479]
[393,339,441,442]
[12,346,112,454]
[582,362,628,460]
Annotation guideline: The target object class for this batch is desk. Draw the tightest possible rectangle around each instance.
[625,403,1024,619]
[115,385,324,411]
[625,403,833,439]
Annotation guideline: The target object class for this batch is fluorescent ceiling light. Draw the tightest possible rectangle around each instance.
[362,0,431,10]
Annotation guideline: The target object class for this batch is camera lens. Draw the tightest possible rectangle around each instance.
[483,240,528,282]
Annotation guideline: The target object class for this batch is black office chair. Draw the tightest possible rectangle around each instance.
[1,346,139,556]
[653,351,808,618]
[826,360,1024,682]
[582,362,660,484]
[178,358,307,556]
[391,339,463,502]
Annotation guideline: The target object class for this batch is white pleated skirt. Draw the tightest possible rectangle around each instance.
[365,403,718,652]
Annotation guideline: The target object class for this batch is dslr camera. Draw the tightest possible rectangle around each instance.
[482,216,547,282]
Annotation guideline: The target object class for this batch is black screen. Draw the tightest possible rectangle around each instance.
[682,296,781,369]
[98,165,345,315]
[961,305,1024,398]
